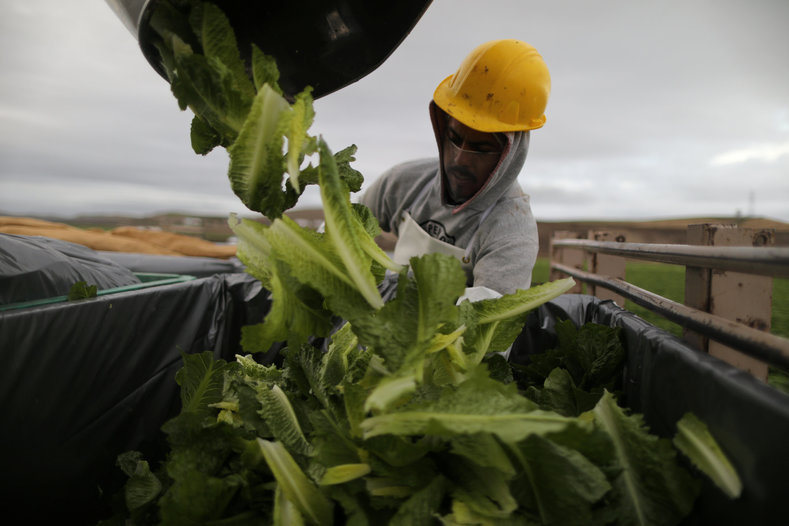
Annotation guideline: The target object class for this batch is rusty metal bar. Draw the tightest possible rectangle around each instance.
[551,262,789,371]
[551,239,789,279]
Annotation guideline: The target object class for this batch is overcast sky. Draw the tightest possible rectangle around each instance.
[1,0,787,222]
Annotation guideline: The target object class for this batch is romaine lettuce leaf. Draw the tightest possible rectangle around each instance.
[364,375,418,413]
[251,44,281,93]
[511,434,611,526]
[231,215,333,351]
[320,321,361,390]
[286,89,317,192]
[361,367,575,442]
[317,138,383,310]
[388,475,448,526]
[172,37,250,142]
[526,367,604,417]
[673,412,742,499]
[449,433,516,477]
[240,261,332,353]
[257,439,334,526]
[519,320,626,415]
[264,215,371,322]
[198,2,255,101]
[460,278,576,364]
[273,484,305,526]
[446,460,517,519]
[117,452,163,512]
[471,277,576,325]
[227,83,290,215]
[190,114,221,154]
[351,253,466,373]
[319,463,371,486]
[175,351,229,418]
[593,391,699,526]
[257,384,312,457]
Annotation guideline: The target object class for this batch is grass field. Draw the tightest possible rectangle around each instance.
[532,258,789,339]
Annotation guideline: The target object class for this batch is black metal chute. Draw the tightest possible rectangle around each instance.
[137,0,433,99]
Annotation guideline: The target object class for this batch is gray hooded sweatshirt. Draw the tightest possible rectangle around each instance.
[360,102,539,295]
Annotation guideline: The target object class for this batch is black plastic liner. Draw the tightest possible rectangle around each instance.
[0,272,269,523]
[512,294,789,526]
[97,250,245,277]
[0,234,141,305]
[3,273,786,524]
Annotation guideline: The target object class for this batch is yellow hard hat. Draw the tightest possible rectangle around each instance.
[433,39,551,133]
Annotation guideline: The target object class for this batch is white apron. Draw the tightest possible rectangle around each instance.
[391,183,502,303]
[392,211,472,274]
[389,185,511,358]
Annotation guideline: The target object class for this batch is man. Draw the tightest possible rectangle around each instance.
[360,39,551,295]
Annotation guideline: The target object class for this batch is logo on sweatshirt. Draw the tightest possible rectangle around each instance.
[420,220,455,245]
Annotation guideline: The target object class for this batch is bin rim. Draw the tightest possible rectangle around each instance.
[0,272,196,312]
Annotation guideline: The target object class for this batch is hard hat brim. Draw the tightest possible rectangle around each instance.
[433,75,546,133]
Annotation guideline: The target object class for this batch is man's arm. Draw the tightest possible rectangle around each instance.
[472,234,537,294]
[470,199,539,295]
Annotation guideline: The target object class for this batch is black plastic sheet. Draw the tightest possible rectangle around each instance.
[97,250,244,277]
[3,266,786,524]
[0,234,141,305]
[512,294,789,526]
[0,272,268,523]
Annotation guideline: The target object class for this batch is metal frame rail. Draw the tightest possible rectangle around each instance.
[550,240,789,370]
[551,239,789,279]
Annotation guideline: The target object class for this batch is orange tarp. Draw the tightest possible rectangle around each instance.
[0,217,237,259]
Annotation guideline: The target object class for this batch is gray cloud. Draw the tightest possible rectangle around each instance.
[1,0,787,223]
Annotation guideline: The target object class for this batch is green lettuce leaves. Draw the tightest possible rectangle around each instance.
[148,0,349,218]
[104,2,736,525]
[593,391,700,525]
[673,412,743,499]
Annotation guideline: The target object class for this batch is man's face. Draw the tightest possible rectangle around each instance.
[442,117,504,204]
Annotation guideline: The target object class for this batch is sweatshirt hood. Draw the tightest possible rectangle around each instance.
[429,101,529,213]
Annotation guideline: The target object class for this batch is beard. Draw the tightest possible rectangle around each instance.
[444,165,482,204]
